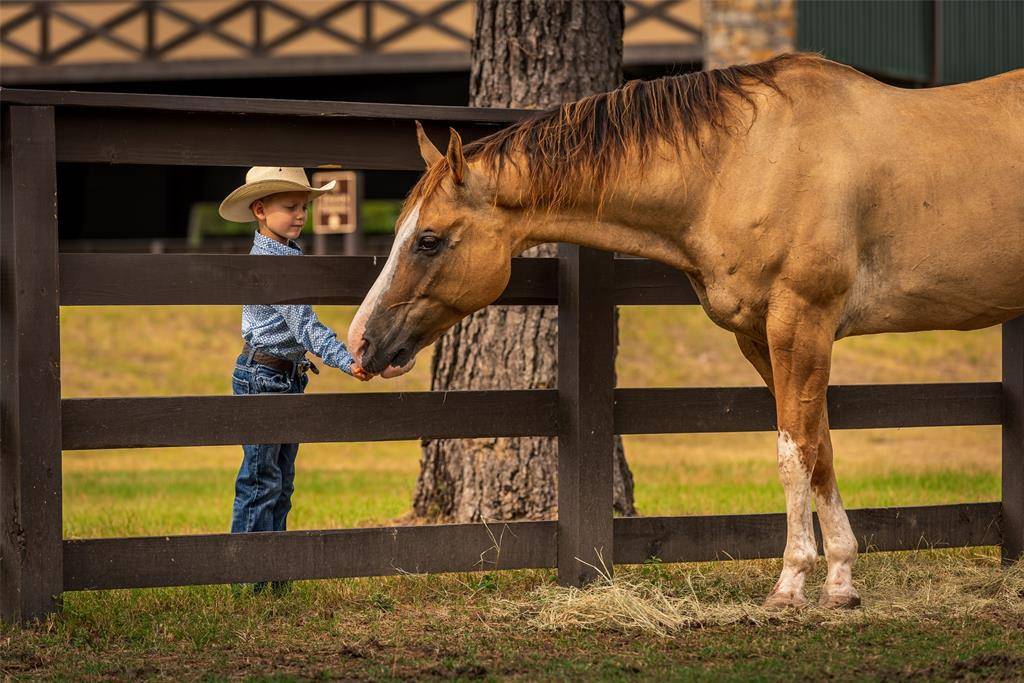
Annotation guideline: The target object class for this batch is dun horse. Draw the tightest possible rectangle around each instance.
[349,53,1024,608]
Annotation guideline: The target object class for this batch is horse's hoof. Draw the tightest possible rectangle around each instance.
[818,587,861,609]
[763,591,807,610]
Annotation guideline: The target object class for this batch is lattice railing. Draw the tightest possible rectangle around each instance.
[0,0,703,83]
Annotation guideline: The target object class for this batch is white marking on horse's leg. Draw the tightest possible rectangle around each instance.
[768,430,817,608]
[814,482,860,607]
[347,202,421,369]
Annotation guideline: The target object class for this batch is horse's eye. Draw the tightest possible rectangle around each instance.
[416,234,441,253]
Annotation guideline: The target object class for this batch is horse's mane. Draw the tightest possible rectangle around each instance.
[407,52,817,214]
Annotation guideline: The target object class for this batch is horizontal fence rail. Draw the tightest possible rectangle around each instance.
[62,383,1002,451]
[614,503,1003,565]
[0,88,530,123]
[3,89,530,169]
[59,254,698,306]
[615,382,1004,434]
[64,520,557,591]
[63,503,1002,591]
[63,390,559,449]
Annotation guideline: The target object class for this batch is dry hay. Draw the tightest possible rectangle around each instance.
[494,549,1024,638]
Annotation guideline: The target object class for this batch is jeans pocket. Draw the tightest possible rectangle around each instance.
[253,368,292,393]
[232,375,251,396]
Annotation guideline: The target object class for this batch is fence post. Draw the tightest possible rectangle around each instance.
[0,105,64,623]
[557,245,615,586]
[1003,316,1024,565]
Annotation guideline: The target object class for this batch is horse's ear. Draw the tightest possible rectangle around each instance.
[446,127,465,186]
[415,120,443,168]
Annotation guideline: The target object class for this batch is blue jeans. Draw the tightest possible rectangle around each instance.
[230,352,309,534]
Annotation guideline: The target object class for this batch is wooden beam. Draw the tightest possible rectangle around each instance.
[0,88,527,123]
[613,503,1002,564]
[60,503,1000,592]
[59,254,558,306]
[62,390,558,450]
[0,106,63,624]
[1003,316,1024,564]
[62,382,1000,452]
[58,254,706,306]
[0,51,476,85]
[612,257,700,305]
[613,383,1003,434]
[51,108,506,169]
[557,245,616,586]
[64,520,557,590]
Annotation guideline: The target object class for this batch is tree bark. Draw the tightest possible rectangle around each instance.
[413,0,636,522]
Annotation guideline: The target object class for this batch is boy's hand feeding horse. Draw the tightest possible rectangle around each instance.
[348,54,1024,608]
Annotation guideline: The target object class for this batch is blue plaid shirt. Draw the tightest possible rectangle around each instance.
[243,231,355,375]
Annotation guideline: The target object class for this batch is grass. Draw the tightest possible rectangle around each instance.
[4,551,1022,680]
[3,303,1015,680]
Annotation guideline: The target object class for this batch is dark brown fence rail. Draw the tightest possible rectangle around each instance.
[2,88,1022,625]
[62,383,1002,450]
[57,254,700,306]
[64,503,1001,591]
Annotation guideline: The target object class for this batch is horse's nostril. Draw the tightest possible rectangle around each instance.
[360,336,375,362]
[390,347,410,368]
[360,344,376,366]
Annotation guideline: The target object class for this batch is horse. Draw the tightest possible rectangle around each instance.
[348,53,1024,608]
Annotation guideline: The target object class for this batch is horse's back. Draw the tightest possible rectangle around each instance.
[777,59,1024,335]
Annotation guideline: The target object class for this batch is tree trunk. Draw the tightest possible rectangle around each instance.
[413,0,636,522]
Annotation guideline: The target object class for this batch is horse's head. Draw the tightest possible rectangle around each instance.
[347,123,515,377]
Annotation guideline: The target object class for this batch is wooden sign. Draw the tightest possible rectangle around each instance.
[312,170,359,234]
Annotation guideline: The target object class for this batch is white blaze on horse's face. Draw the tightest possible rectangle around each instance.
[347,202,422,378]
[346,176,515,378]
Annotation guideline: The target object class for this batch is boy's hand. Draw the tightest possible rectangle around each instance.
[351,364,373,381]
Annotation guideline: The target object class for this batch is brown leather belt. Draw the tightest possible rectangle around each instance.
[242,343,319,375]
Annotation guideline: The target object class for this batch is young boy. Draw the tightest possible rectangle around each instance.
[219,166,371,556]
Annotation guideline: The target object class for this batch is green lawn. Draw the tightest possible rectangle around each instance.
[6,551,1022,680]
[3,304,1016,681]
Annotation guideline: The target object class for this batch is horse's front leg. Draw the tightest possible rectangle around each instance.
[762,299,839,609]
[738,331,861,608]
[812,415,861,608]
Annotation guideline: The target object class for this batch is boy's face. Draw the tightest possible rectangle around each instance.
[250,190,310,241]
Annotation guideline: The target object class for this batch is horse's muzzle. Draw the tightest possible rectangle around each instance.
[360,333,415,376]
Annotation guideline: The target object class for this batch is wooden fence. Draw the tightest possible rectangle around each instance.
[1,88,1021,624]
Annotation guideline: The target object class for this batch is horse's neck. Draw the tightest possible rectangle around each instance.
[504,151,717,275]
[512,209,694,273]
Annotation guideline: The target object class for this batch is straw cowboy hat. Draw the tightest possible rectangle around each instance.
[218,166,337,222]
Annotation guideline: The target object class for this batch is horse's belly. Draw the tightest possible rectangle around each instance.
[843,250,1024,336]
[843,169,1024,336]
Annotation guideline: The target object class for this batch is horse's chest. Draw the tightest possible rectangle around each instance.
[688,272,766,338]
